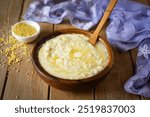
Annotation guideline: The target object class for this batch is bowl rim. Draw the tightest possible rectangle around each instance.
[12,20,40,38]
[32,28,114,83]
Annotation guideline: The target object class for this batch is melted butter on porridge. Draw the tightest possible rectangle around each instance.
[38,34,108,80]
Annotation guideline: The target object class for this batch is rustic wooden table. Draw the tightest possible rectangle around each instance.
[0,0,150,100]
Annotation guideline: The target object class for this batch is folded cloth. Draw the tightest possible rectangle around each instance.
[24,0,150,98]
[24,0,108,30]
[124,39,150,98]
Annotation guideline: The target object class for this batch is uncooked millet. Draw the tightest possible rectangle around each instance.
[0,26,30,67]
[13,23,37,37]
[26,72,29,75]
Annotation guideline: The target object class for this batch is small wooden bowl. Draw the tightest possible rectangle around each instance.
[32,29,114,91]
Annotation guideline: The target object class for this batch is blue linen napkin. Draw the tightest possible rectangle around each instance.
[24,0,150,98]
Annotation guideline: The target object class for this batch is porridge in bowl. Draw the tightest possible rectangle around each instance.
[38,34,108,80]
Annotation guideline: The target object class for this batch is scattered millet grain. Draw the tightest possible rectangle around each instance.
[0,26,30,67]
[26,72,29,76]
[15,96,19,99]
[16,69,19,72]
[26,59,31,63]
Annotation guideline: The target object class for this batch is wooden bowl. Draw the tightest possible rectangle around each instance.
[32,29,114,91]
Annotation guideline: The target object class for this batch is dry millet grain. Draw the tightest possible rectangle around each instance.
[26,72,29,75]
[0,26,30,67]
[15,96,19,99]
[13,23,37,37]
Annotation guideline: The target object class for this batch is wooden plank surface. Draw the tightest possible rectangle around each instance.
[0,0,25,99]
[0,0,10,99]
[3,0,52,100]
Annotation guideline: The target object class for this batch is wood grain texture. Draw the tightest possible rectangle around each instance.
[49,23,94,100]
[133,0,150,5]
[130,0,150,100]
[0,0,10,26]
[0,0,23,99]
[0,0,10,99]
[0,65,7,99]
[3,0,53,100]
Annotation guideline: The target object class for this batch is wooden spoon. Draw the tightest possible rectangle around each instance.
[88,0,118,45]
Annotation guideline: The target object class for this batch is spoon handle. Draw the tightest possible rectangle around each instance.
[88,0,118,45]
